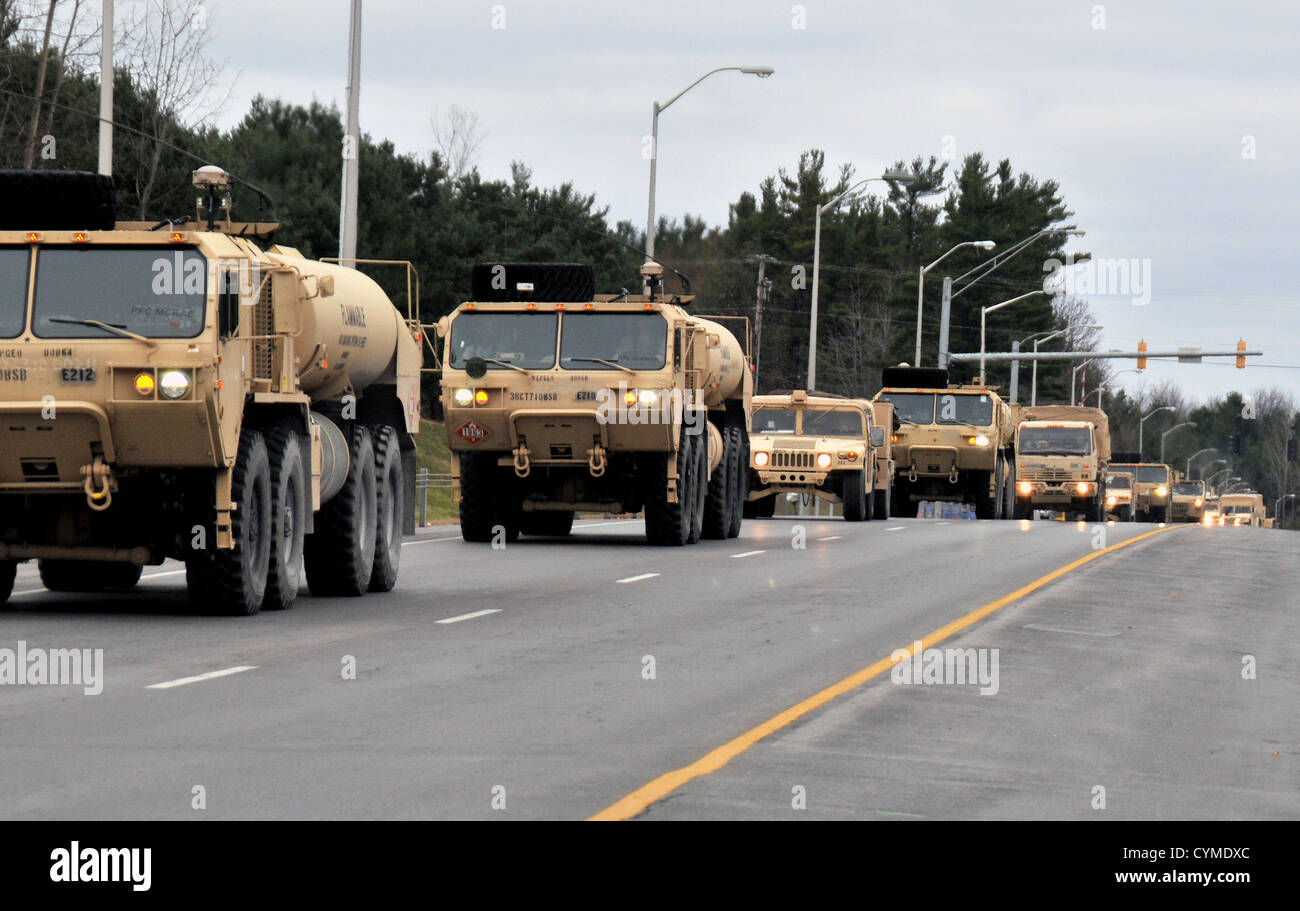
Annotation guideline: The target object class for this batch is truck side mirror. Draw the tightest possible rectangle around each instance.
[870,427,885,448]
[316,275,335,298]
[706,333,720,348]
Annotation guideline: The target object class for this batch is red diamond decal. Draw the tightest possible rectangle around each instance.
[457,420,491,444]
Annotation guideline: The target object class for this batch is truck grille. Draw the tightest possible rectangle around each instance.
[253,280,274,381]
[772,450,815,469]
[1020,467,1072,481]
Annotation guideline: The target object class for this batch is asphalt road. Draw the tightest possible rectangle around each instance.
[2,515,1296,820]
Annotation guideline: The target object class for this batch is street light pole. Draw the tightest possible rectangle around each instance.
[1200,459,1227,480]
[1186,448,1217,478]
[98,0,113,176]
[809,170,914,389]
[914,240,995,367]
[979,291,1045,384]
[1070,359,1095,407]
[1138,406,1176,460]
[1160,421,1196,465]
[644,66,773,289]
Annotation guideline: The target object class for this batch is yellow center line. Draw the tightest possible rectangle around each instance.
[590,523,1183,821]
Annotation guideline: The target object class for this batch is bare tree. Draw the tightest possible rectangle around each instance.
[431,104,486,181]
[20,0,56,166]
[119,0,231,217]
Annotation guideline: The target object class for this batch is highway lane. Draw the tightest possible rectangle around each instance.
[1,516,1291,819]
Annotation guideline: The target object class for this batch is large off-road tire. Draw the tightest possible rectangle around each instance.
[1153,505,1169,523]
[842,469,869,522]
[890,479,911,518]
[262,427,307,611]
[368,424,404,592]
[872,478,891,521]
[0,169,116,230]
[726,424,745,538]
[1001,460,1016,519]
[686,428,707,544]
[38,560,143,593]
[975,467,998,520]
[0,561,15,605]
[458,451,519,543]
[702,423,732,540]
[645,427,694,546]
[304,425,377,597]
[470,262,595,303]
[755,495,777,518]
[519,511,575,537]
[187,428,272,616]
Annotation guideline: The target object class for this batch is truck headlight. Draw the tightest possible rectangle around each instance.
[1156,486,1168,497]
[1017,481,1032,496]
[816,453,833,469]
[1194,497,1203,508]
[1076,482,1092,495]
[159,370,191,400]
[1107,495,1117,506]
[453,388,474,407]
[638,389,660,406]
[754,451,770,467]
[967,435,990,446]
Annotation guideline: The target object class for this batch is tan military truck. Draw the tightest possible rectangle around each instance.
[1012,405,1110,521]
[0,168,422,614]
[1106,462,1173,522]
[744,390,887,521]
[1170,479,1207,523]
[871,366,1015,519]
[437,262,753,546]
[1104,472,1135,521]
[1217,492,1265,527]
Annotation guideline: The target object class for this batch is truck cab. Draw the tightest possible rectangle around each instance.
[1170,479,1207,523]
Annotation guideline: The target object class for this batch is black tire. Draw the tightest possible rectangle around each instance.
[0,560,14,605]
[368,425,404,592]
[890,479,911,518]
[304,425,378,597]
[470,262,595,302]
[519,511,575,536]
[644,426,694,546]
[726,424,745,538]
[687,428,707,544]
[1001,459,1016,519]
[756,495,777,518]
[262,427,307,611]
[457,451,519,544]
[0,169,116,230]
[187,429,272,615]
[38,560,143,593]
[872,480,891,520]
[1153,505,1168,523]
[702,424,731,540]
[842,470,868,522]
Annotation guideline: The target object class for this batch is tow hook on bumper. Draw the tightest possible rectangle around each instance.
[80,456,115,512]
[587,444,607,478]
[513,444,532,478]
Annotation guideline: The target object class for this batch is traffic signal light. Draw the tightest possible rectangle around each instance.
[1137,339,1147,370]
[1236,339,1247,369]
[1289,438,1297,462]
[1230,433,1242,455]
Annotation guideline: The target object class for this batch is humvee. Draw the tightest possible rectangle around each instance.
[1217,492,1265,527]
[1170,479,1207,523]
[1107,462,1172,522]
[744,390,888,521]
[1104,472,1135,521]
[437,262,753,546]
[871,366,1015,518]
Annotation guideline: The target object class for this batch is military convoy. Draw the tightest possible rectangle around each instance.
[872,367,1015,519]
[436,262,752,546]
[0,168,422,613]
[744,390,888,520]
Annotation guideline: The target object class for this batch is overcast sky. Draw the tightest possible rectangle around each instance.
[199,0,1299,404]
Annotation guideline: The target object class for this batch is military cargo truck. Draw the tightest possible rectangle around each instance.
[1012,405,1110,521]
[437,262,753,546]
[0,168,422,614]
[1107,462,1173,522]
[744,390,887,521]
[871,366,1015,519]
[1170,479,1207,523]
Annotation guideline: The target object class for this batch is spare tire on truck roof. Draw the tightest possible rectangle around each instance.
[880,366,949,389]
[470,262,596,303]
[0,169,116,231]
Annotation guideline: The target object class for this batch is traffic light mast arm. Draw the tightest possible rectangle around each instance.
[946,346,1262,363]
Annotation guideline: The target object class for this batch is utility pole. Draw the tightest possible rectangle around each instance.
[338,0,362,267]
[98,0,113,176]
[751,254,776,387]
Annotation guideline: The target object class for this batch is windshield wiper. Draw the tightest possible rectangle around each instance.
[477,356,529,374]
[564,356,634,374]
[47,317,158,348]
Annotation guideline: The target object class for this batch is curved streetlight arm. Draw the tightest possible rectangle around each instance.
[658,66,762,114]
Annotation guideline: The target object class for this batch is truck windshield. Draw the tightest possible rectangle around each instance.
[560,312,666,370]
[33,247,207,339]
[878,392,934,424]
[801,407,864,437]
[936,393,994,426]
[1,247,27,338]
[449,310,558,370]
[1172,482,1203,496]
[753,407,796,434]
[1107,476,1131,489]
[1019,426,1092,455]
[1136,466,1169,483]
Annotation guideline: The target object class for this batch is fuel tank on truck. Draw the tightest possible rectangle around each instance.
[692,317,746,407]
[263,248,402,395]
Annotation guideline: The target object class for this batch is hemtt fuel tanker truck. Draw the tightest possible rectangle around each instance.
[437,262,753,545]
[0,168,422,614]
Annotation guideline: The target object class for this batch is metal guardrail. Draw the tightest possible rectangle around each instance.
[415,468,453,526]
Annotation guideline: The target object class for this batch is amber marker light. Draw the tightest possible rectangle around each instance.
[134,372,156,396]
